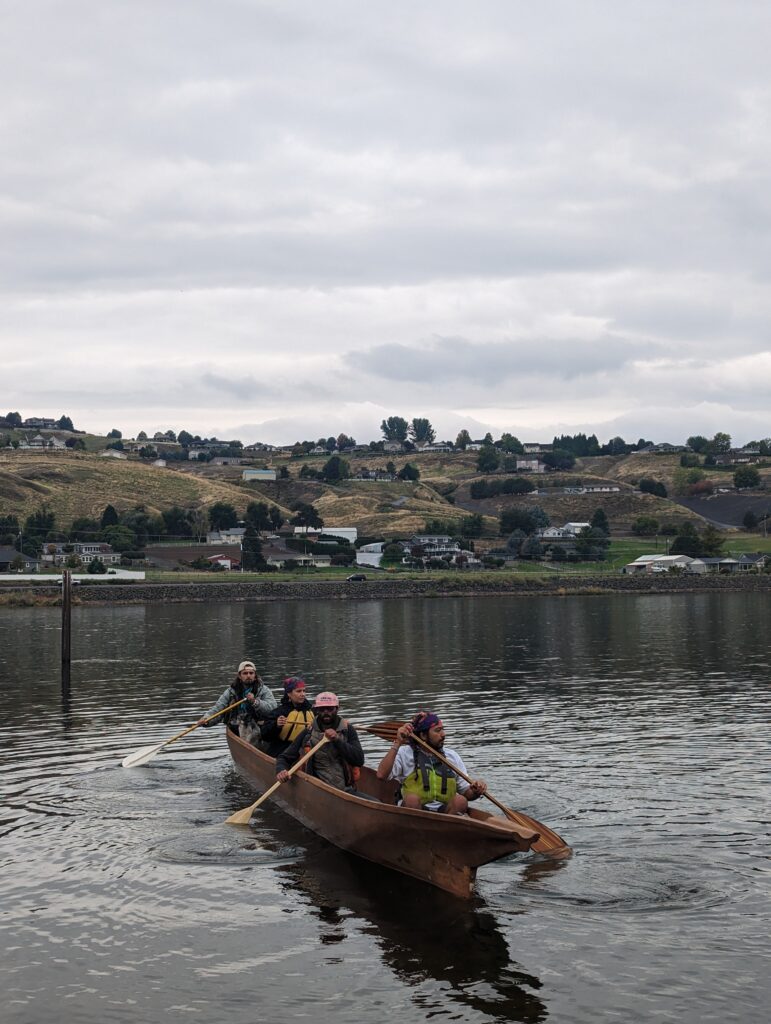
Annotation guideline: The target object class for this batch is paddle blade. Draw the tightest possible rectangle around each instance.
[121,743,165,768]
[225,803,258,826]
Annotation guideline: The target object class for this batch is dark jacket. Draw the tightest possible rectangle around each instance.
[275,718,365,790]
[260,695,315,757]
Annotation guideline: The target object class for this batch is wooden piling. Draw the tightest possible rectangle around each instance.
[61,569,71,685]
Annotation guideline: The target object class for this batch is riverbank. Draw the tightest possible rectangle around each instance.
[1,572,769,605]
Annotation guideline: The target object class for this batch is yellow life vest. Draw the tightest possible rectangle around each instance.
[279,708,315,743]
[401,748,458,805]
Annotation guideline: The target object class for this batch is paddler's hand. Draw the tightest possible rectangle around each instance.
[395,724,413,745]
[276,770,290,783]
[196,718,207,726]
[245,693,256,704]
[323,728,338,741]
[466,779,487,800]
[277,715,287,727]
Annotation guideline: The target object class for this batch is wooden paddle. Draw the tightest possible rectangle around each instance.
[364,720,571,856]
[121,699,246,768]
[225,735,329,825]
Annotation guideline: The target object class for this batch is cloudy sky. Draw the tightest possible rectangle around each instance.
[2,1,770,445]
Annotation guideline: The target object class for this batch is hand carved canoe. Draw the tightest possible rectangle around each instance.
[226,730,553,899]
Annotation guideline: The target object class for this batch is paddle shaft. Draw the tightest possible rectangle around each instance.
[225,735,329,824]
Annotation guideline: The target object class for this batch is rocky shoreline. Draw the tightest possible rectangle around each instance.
[2,573,769,605]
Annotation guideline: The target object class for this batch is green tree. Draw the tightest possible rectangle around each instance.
[743,510,758,531]
[541,449,575,470]
[639,478,668,498]
[590,508,610,535]
[734,466,760,489]
[177,429,194,447]
[57,415,74,431]
[161,506,193,537]
[632,515,659,536]
[500,509,537,535]
[70,516,100,542]
[459,513,484,538]
[241,525,266,570]
[290,502,324,529]
[687,435,710,454]
[409,418,436,444]
[397,462,420,481]
[476,445,500,473]
[322,455,351,481]
[700,524,725,557]
[208,502,238,530]
[336,433,355,450]
[269,506,284,530]
[136,430,148,441]
[381,416,409,442]
[100,525,136,552]
[100,505,119,529]
[708,432,731,454]
[87,557,108,574]
[499,433,524,454]
[107,428,122,439]
[5,411,22,427]
[244,501,272,531]
[455,429,472,450]
[670,522,701,557]
[24,507,56,549]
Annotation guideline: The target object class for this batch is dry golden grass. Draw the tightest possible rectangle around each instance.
[0,452,292,523]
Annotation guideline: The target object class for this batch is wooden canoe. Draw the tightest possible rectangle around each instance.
[226,730,546,899]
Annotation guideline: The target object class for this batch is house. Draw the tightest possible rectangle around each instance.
[242,468,277,482]
[688,558,741,574]
[622,555,694,574]
[523,443,552,454]
[516,459,545,473]
[562,522,592,536]
[22,417,57,429]
[536,527,570,540]
[418,442,454,453]
[382,441,403,453]
[243,443,277,453]
[99,449,129,460]
[206,553,239,570]
[294,526,357,545]
[206,528,246,545]
[0,546,39,572]
[152,459,167,467]
[211,456,244,466]
[262,544,332,569]
[583,484,620,493]
[39,542,121,567]
[736,553,768,571]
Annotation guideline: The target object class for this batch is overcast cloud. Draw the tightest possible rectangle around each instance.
[1,1,769,444]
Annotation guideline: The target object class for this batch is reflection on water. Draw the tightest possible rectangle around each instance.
[0,593,769,1024]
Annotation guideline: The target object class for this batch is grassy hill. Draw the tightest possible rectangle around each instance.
[1,446,767,540]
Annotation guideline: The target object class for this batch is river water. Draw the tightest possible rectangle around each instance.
[1,594,768,1023]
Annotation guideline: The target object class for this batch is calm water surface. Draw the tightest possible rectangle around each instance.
[1,594,769,1023]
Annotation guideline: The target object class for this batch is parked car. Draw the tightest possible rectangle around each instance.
[346,573,367,582]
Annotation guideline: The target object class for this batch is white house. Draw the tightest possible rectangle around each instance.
[563,522,592,536]
[206,528,246,545]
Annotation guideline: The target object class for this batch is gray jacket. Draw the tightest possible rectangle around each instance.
[204,681,277,726]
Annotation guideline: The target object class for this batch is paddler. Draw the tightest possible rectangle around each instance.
[275,691,364,791]
[196,660,277,746]
[260,676,315,757]
[376,711,487,815]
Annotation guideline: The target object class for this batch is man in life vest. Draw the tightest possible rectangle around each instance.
[275,691,364,791]
[376,711,487,814]
[260,676,315,757]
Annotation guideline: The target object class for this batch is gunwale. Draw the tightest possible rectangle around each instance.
[226,729,539,898]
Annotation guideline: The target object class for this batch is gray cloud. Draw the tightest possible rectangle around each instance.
[1,2,770,444]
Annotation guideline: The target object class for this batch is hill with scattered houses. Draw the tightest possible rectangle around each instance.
[3,438,768,543]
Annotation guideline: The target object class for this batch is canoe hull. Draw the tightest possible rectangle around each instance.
[226,730,538,899]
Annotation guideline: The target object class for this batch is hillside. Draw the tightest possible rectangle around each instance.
[1,447,766,539]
